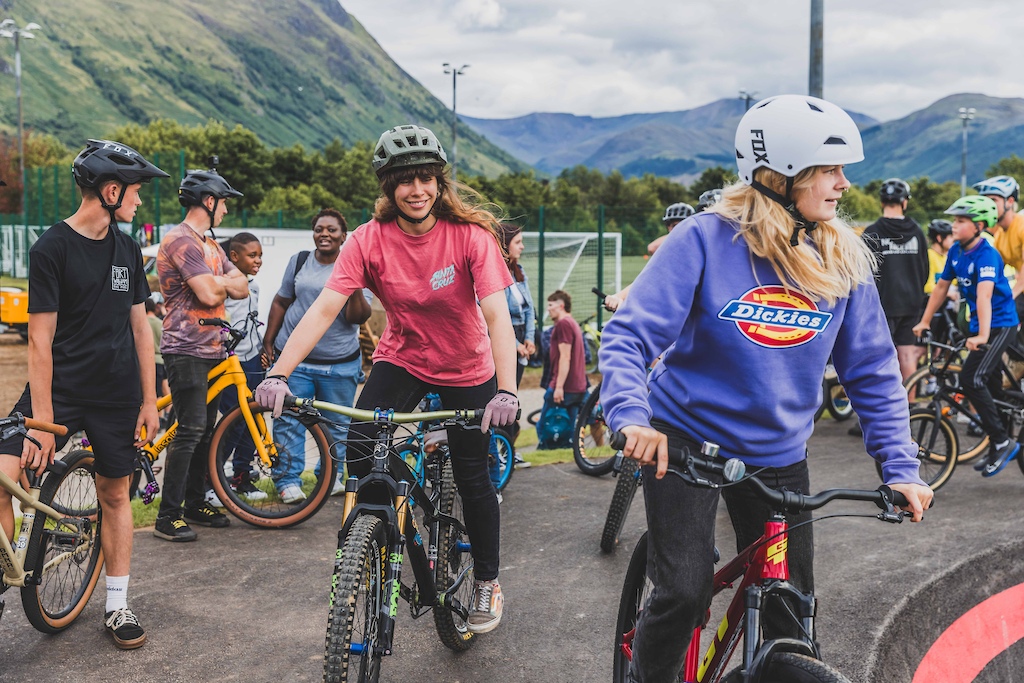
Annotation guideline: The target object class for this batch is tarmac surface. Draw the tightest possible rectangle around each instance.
[3,406,1024,683]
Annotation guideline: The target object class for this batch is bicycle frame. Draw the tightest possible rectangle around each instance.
[0,464,91,590]
[622,514,817,683]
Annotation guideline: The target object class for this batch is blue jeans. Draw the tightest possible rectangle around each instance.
[272,358,363,490]
[217,355,265,477]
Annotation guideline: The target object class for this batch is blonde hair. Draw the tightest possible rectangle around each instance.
[374,163,506,253]
[710,166,876,307]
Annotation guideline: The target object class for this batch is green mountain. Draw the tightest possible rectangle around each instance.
[0,0,523,176]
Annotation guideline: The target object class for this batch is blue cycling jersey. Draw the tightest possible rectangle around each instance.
[940,239,1019,333]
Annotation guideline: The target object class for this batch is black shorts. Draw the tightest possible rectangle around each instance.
[0,384,139,479]
[887,315,922,347]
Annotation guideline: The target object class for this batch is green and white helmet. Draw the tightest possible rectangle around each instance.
[945,195,999,228]
[372,125,448,177]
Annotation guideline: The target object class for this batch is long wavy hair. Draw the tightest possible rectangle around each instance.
[710,166,876,307]
[499,222,525,282]
[374,163,505,253]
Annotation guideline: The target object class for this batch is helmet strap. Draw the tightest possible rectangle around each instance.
[98,182,129,230]
[749,176,818,247]
[394,194,439,226]
[204,196,221,239]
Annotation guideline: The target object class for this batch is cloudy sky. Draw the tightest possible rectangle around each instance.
[340,0,1022,123]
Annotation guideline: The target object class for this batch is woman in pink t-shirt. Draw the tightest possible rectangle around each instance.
[256,124,517,635]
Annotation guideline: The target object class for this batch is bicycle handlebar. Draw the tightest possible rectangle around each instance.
[592,287,609,300]
[608,431,909,515]
[0,413,68,436]
[284,396,520,426]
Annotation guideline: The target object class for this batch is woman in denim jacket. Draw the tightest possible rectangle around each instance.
[500,223,536,445]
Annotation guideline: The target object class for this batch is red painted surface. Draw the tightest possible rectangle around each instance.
[913,582,1024,682]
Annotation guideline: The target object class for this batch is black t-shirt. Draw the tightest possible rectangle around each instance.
[28,222,150,407]
[861,216,929,318]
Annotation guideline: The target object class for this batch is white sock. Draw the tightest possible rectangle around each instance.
[995,440,1010,451]
[105,575,129,613]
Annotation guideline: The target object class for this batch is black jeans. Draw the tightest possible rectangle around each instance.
[630,423,813,683]
[347,362,501,581]
[961,325,1016,446]
[158,354,220,520]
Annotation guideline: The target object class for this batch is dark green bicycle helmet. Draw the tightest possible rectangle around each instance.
[372,125,448,178]
[944,196,999,228]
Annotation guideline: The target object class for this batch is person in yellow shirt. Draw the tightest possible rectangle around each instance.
[974,175,1024,316]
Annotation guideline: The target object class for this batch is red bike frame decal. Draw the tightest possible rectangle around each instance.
[761,520,789,581]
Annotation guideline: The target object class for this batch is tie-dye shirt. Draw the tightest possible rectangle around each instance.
[157,222,238,359]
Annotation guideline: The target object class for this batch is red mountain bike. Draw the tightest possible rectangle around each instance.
[611,434,910,683]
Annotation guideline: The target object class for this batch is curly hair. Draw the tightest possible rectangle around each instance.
[310,207,348,232]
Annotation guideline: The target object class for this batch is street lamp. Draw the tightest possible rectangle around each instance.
[739,90,758,112]
[959,107,976,196]
[442,62,469,180]
[0,19,41,216]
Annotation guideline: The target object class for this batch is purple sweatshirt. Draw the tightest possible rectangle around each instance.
[599,213,924,485]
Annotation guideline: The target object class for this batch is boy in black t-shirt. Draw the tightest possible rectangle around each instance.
[0,140,167,649]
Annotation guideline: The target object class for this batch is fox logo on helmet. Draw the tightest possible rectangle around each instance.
[718,286,833,348]
[751,130,769,164]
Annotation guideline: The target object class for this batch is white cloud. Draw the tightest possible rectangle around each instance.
[339,0,1024,122]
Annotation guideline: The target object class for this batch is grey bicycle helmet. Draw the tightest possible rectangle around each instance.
[879,178,911,204]
[73,139,169,190]
[372,125,448,178]
[927,219,953,240]
[662,202,695,223]
[178,170,243,207]
[972,175,1019,202]
[696,189,722,212]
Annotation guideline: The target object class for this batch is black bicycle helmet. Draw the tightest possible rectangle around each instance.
[879,178,911,204]
[696,189,722,212]
[372,125,447,178]
[927,219,953,240]
[178,170,243,207]
[73,139,168,189]
[662,202,695,223]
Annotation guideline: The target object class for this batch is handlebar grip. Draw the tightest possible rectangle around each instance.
[592,287,609,299]
[198,318,230,327]
[283,396,298,408]
[25,418,68,437]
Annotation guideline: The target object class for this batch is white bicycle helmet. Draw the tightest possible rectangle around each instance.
[735,95,863,184]
[972,175,1019,202]
[734,95,864,246]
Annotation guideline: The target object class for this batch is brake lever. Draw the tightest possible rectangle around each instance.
[875,485,905,524]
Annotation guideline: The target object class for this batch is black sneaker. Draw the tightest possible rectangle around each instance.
[105,607,146,649]
[231,471,269,501]
[183,502,230,528]
[973,448,999,471]
[847,420,862,437]
[153,517,197,542]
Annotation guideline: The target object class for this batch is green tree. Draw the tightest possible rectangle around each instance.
[986,155,1024,183]
[690,166,737,197]
[839,185,880,224]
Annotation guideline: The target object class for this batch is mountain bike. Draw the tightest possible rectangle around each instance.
[132,312,335,528]
[600,453,641,553]
[572,379,618,476]
[0,414,105,634]
[284,397,499,682]
[610,432,910,683]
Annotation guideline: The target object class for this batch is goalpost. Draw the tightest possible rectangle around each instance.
[518,231,621,324]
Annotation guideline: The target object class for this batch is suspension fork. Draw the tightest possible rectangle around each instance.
[376,479,410,657]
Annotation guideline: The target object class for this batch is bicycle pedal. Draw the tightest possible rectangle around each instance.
[142,481,160,505]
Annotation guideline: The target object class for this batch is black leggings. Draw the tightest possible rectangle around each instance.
[961,325,1016,445]
[347,362,500,581]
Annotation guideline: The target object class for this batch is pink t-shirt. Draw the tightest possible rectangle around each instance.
[325,219,513,386]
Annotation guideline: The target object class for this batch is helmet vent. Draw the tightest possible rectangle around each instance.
[735,149,745,159]
[823,136,847,145]
[807,102,824,112]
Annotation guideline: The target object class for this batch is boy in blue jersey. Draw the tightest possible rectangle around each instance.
[914,195,1020,476]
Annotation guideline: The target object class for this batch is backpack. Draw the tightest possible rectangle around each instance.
[536,404,573,450]
[293,250,311,290]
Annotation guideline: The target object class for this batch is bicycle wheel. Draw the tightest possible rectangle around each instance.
[824,382,853,421]
[723,652,850,683]
[526,408,541,426]
[876,408,957,491]
[584,332,600,374]
[21,449,104,633]
[433,454,476,652]
[574,383,617,477]
[488,428,514,493]
[613,532,651,683]
[208,401,335,528]
[600,458,641,554]
[324,515,386,683]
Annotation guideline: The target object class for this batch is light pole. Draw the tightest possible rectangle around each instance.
[739,90,758,112]
[959,107,976,196]
[0,19,41,216]
[809,0,824,98]
[442,62,469,180]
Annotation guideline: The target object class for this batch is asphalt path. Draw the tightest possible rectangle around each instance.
[2,415,1023,683]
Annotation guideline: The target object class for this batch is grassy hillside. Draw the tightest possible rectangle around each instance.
[0,0,523,176]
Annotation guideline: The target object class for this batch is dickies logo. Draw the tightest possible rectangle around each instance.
[717,286,832,348]
[111,266,129,292]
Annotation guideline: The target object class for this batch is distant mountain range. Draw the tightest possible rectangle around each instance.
[463,94,1024,185]
[0,0,524,176]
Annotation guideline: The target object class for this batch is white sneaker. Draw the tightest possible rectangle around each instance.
[330,478,346,496]
[467,579,503,634]
[279,484,306,504]
[204,488,224,508]
[513,453,531,469]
